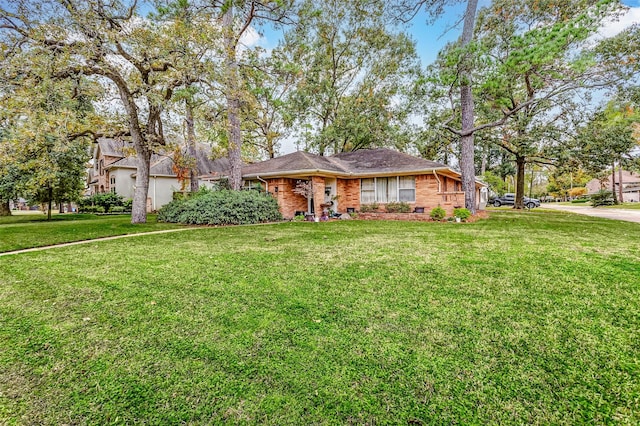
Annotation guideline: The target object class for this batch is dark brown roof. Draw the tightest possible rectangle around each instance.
[333,149,447,174]
[242,151,348,176]
[242,148,450,178]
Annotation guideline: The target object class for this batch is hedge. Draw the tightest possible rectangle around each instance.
[158,189,283,225]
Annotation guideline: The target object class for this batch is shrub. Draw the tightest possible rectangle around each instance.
[158,189,283,225]
[360,203,379,213]
[122,199,133,211]
[385,202,411,213]
[570,198,590,204]
[430,206,446,221]
[590,190,616,207]
[111,206,125,213]
[292,214,305,222]
[453,207,471,221]
[78,192,126,213]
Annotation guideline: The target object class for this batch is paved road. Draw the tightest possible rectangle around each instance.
[542,203,640,224]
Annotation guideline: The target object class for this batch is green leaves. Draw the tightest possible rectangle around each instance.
[278,0,423,154]
[158,189,283,225]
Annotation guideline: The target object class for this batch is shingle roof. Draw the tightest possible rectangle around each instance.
[100,138,230,178]
[332,149,448,174]
[242,151,348,176]
[97,138,129,157]
[242,148,450,178]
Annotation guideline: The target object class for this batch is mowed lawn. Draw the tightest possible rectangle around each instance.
[0,213,182,253]
[0,211,638,424]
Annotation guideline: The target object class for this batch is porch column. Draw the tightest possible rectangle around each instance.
[312,176,326,217]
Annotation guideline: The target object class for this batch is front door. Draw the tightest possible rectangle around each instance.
[324,178,338,213]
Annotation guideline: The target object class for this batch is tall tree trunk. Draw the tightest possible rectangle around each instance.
[514,155,526,209]
[0,199,11,216]
[132,146,152,223]
[459,0,479,214]
[186,100,199,193]
[223,5,243,191]
[611,162,618,204]
[618,160,623,203]
[112,75,153,224]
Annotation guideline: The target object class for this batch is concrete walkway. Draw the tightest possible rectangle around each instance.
[0,227,199,257]
[542,203,640,224]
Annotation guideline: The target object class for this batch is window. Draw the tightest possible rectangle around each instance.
[361,178,375,203]
[398,176,415,202]
[243,179,262,190]
[110,176,116,185]
[360,176,415,203]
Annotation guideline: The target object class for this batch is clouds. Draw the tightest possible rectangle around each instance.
[598,6,640,38]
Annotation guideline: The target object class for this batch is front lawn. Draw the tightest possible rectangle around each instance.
[601,202,640,209]
[1,211,638,424]
[0,214,183,252]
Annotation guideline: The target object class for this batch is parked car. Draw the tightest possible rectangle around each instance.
[489,193,540,208]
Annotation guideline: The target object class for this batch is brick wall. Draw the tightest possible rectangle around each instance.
[339,179,361,212]
[269,173,480,219]
[312,176,326,216]
[266,178,308,218]
[95,155,124,193]
[336,175,463,216]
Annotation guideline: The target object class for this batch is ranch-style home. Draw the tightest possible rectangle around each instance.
[87,138,230,211]
[242,148,487,218]
[87,140,486,216]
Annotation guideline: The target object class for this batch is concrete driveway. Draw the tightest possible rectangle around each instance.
[542,203,640,223]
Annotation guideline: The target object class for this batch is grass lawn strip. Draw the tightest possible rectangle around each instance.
[0,214,182,253]
[0,228,201,257]
[1,211,638,424]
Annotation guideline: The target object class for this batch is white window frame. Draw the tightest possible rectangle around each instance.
[360,176,416,203]
[398,176,416,202]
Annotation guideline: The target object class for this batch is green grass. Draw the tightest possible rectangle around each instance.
[1,211,639,424]
[600,202,640,209]
[0,214,183,252]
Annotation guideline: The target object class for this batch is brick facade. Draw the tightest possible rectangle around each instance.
[93,155,123,194]
[266,173,478,219]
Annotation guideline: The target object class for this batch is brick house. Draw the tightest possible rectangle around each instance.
[88,138,230,211]
[241,149,487,218]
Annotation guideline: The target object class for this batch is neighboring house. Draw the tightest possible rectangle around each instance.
[585,170,640,203]
[88,138,230,211]
[241,149,487,218]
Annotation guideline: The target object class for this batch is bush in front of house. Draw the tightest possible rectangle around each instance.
[360,203,380,213]
[430,206,446,221]
[78,192,130,213]
[590,190,616,207]
[385,202,411,213]
[158,189,283,225]
[453,207,471,221]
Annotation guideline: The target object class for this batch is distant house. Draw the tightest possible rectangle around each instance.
[585,170,640,203]
[241,149,487,218]
[87,138,230,211]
